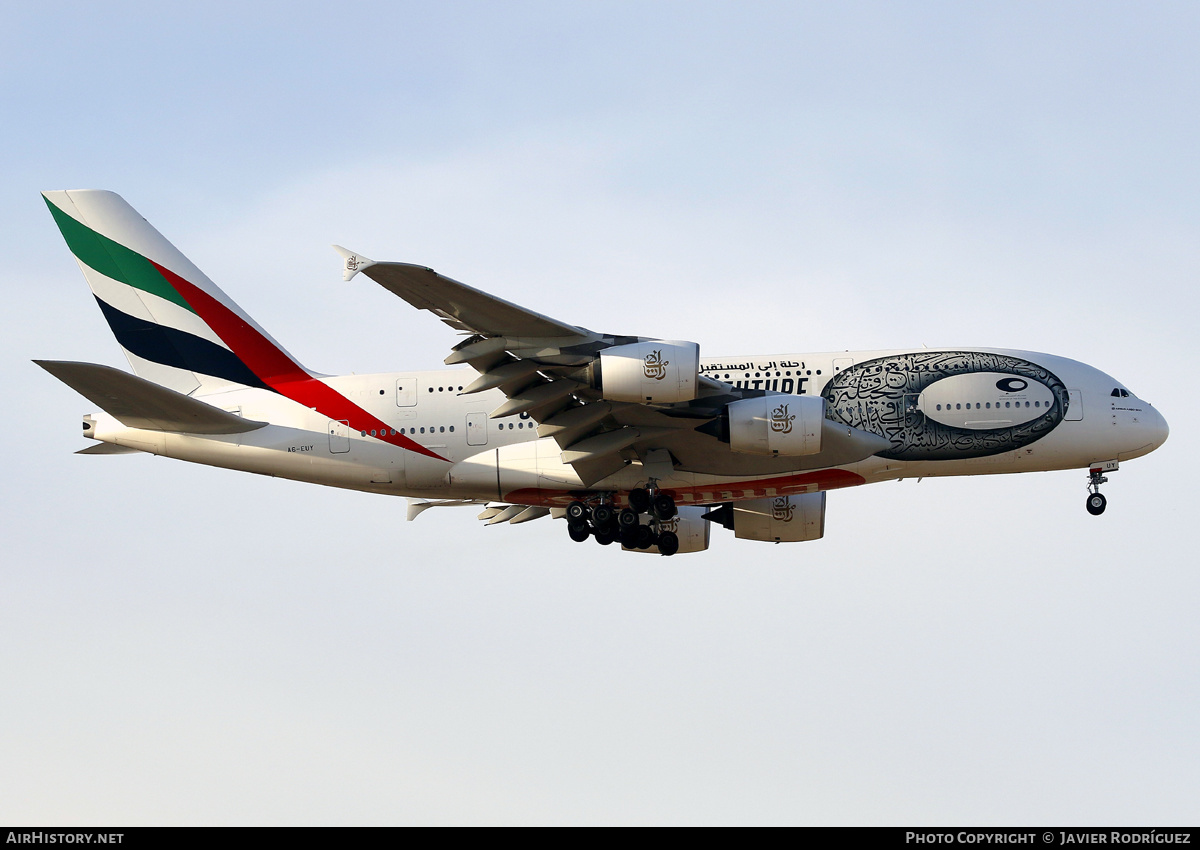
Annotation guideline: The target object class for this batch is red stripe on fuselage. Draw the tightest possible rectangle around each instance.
[503,468,867,507]
[151,261,447,462]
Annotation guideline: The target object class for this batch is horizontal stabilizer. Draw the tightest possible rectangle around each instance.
[75,442,140,455]
[35,360,268,435]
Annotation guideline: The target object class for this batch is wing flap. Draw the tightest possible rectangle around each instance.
[36,360,268,434]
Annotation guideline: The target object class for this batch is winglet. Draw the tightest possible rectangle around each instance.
[332,245,375,281]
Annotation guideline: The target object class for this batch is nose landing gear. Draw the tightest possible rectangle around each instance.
[1086,467,1109,516]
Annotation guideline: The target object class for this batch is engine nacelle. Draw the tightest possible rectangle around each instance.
[598,340,700,403]
[622,506,711,554]
[727,395,825,456]
[731,493,826,543]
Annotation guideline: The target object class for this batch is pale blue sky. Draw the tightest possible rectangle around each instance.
[2,1,1197,824]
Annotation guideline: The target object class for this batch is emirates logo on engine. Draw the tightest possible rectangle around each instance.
[643,349,669,381]
[770,403,796,434]
[658,517,680,533]
[771,497,794,522]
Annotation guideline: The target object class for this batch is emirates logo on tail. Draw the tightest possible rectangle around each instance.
[771,497,795,522]
[643,349,669,381]
[770,403,796,434]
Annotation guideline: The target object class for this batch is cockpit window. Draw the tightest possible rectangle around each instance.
[1111,388,1130,398]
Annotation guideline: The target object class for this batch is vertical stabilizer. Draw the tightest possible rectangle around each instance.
[43,190,309,395]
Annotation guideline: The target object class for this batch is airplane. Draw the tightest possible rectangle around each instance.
[36,190,1169,556]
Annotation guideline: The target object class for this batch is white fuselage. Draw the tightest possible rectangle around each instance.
[82,347,1169,509]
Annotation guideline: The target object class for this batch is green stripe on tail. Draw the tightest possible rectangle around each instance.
[43,195,196,314]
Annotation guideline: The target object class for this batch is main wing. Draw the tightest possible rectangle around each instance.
[336,248,886,486]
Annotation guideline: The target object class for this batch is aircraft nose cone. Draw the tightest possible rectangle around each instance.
[1147,405,1169,449]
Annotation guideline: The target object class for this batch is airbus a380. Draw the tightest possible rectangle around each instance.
[37,190,1169,556]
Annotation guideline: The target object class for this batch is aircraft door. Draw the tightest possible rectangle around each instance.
[328,419,351,453]
[1065,389,1084,421]
[396,378,416,407]
[466,412,488,446]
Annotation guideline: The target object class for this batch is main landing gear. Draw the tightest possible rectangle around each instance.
[1086,467,1109,516]
[565,483,680,556]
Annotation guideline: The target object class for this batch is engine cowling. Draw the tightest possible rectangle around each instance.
[730,493,826,543]
[598,341,700,403]
[622,506,711,554]
[727,395,825,456]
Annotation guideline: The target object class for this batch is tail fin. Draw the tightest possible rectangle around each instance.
[43,190,310,396]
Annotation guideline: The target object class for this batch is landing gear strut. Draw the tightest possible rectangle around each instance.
[1086,467,1108,516]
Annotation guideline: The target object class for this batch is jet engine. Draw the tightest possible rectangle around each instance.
[727,395,825,456]
[598,340,700,403]
[704,493,827,543]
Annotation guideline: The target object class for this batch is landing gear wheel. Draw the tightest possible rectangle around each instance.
[618,526,640,548]
[592,504,615,529]
[594,528,616,545]
[657,530,680,556]
[566,500,590,523]
[1086,492,1107,516]
[567,522,591,542]
[652,493,677,521]
[617,508,639,530]
[635,525,655,550]
[628,488,651,514]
